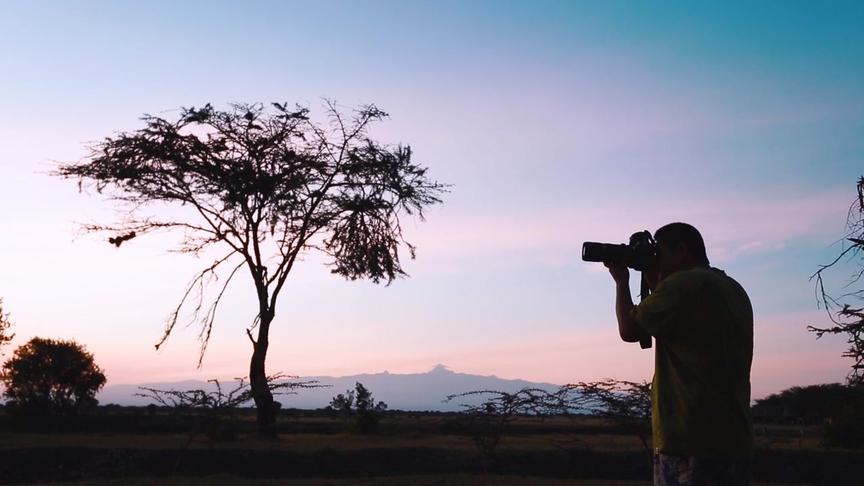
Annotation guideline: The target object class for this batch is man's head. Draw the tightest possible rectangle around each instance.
[654,222,709,279]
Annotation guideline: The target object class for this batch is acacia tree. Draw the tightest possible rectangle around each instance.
[447,380,653,470]
[136,374,320,449]
[810,176,864,387]
[56,101,445,436]
[555,379,652,453]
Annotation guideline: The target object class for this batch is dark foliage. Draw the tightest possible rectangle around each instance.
[328,389,354,417]
[810,176,864,387]
[0,298,12,355]
[2,337,106,431]
[327,382,387,433]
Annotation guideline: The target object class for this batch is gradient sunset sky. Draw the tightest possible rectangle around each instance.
[1,1,863,400]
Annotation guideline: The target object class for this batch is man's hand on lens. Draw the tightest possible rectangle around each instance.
[604,261,629,284]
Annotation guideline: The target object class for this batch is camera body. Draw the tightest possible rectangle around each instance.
[581,230,656,271]
[582,231,656,350]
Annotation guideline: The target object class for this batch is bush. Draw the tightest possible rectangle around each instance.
[327,382,387,433]
[824,397,864,449]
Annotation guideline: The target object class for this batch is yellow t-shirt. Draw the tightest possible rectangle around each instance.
[631,267,753,456]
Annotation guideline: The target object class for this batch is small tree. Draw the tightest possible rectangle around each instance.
[0,299,13,355]
[810,176,864,386]
[354,382,387,433]
[328,389,355,421]
[328,382,387,433]
[1,337,106,416]
[55,101,445,436]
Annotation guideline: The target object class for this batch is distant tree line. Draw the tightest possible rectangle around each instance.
[752,383,864,448]
[752,383,864,424]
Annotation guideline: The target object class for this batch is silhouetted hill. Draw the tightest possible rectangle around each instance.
[98,364,561,411]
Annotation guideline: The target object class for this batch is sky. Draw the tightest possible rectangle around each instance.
[1,0,863,401]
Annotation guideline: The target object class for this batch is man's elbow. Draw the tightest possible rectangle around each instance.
[618,320,646,343]
[619,330,642,343]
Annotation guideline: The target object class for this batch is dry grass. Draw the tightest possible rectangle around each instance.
[2,414,857,484]
[61,474,651,485]
[0,430,650,453]
[58,475,818,485]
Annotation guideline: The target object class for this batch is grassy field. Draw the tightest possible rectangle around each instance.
[0,409,860,484]
[61,475,652,485]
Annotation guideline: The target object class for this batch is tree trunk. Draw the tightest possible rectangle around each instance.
[250,312,277,438]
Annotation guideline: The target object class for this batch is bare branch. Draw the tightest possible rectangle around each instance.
[196,260,245,368]
[155,251,239,351]
[808,176,864,386]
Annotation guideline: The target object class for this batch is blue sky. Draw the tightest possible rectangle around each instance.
[1,1,862,399]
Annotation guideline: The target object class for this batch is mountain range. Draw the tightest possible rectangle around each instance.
[98,364,561,412]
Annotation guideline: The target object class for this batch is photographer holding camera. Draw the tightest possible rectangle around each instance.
[585,222,753,485]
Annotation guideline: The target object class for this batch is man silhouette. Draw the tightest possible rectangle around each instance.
[606,222,753,485]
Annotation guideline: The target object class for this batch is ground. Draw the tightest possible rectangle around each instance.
[0,409,859,484]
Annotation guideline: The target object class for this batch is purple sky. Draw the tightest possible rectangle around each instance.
[1,1,863,400]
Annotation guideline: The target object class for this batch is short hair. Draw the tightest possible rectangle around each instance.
[654,222,709,266]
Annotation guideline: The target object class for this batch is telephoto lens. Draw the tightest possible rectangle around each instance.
[582,242,628,263]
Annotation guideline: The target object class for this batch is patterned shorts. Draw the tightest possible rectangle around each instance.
[653,452,751,486]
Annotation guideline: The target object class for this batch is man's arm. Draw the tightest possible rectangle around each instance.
[606,263,649,343]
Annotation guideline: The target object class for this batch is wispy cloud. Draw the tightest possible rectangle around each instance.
[410,190,851,267]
